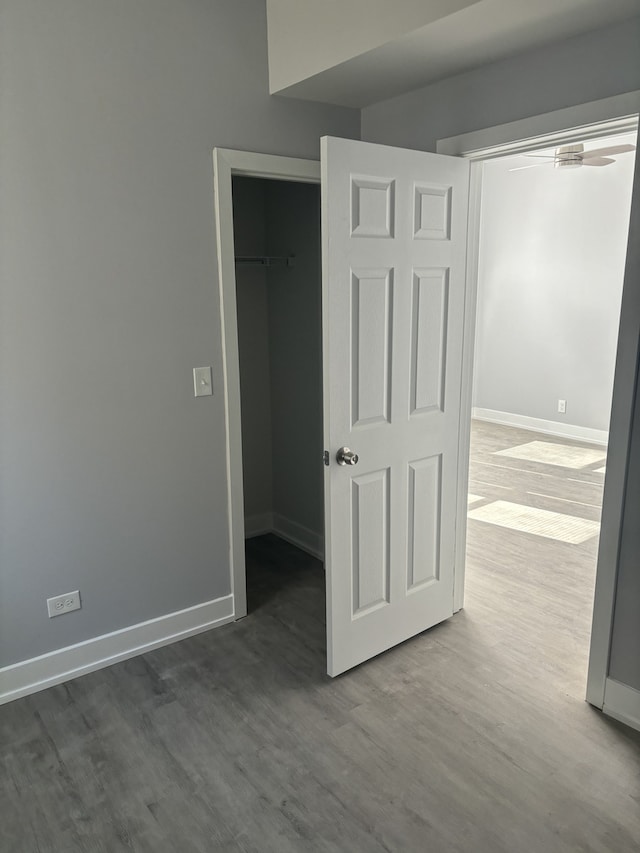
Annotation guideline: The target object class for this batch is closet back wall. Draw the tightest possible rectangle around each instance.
[233,178,324,556]
[267,181,323,551]
[233,179,274,527]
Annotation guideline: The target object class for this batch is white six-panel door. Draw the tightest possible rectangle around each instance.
[321,137,470,676]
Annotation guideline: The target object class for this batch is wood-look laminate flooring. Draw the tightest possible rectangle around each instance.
[2,423,639,852]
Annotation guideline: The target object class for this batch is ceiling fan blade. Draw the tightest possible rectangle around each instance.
[581,144,636,159]
[583,157,615,167]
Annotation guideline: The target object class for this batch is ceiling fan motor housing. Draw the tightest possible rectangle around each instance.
[555,144,583,168]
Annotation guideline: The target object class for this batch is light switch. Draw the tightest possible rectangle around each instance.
[193,366,213,397]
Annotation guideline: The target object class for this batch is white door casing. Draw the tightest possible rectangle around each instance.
[321,137,470,676]
[212,148,321,622]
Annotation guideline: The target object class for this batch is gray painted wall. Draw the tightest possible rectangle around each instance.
[362,19,640,693]
[474,142,635,432]
[609,354,640,689]
[362,17,640,152]
[0,0,358,668]
[266,182,324,539]
[233,179,274,523]
[608,145,640,692]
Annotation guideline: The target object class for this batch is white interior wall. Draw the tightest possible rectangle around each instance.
[473,133,636,439]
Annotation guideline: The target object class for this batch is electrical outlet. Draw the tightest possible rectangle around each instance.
[47,590,81,618]
[558,399,567,414]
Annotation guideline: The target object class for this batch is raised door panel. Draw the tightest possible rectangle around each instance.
[414,184,451,240]
[351,177,395,238]
[352,268,393,427]
[351,468,390,616]
[407,456,442,592]
[410,269,449,416]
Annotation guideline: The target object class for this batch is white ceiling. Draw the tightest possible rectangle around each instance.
[274,0,640,107]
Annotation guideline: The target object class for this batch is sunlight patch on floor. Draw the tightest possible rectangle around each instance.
[494,441,606,469]
[467,500,600,544]
[468,494,485,506]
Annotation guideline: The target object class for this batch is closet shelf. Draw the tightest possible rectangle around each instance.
[235,255,295,268]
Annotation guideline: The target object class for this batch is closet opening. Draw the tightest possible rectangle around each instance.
[231,176,325,621]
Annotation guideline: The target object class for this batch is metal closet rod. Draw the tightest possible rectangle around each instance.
[234,255,295,268]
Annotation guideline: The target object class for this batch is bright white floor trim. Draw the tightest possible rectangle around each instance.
[472,408,608,447]
[603,678,640,733]
[244,512,324,561]
[0,593,234,706]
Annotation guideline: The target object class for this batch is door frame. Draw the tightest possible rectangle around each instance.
[437,91,640,709]
[212,148,321,620]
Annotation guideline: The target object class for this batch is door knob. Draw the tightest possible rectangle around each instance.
[336,447,359,466]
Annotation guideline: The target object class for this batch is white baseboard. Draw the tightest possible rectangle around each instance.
[0,593,235,706]
[245,512,274,538]
[244,511,324,561]
[472,408,608,447]
[603,678,640,732]
[273,513,324,561]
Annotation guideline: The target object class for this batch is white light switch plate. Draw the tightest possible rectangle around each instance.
[193,366,213,397]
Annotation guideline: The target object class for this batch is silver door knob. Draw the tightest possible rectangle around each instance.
[336,447,359,466]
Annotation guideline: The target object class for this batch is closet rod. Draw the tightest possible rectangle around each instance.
[234,255,295,268]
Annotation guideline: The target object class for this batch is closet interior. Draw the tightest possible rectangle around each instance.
[231,176,324,587]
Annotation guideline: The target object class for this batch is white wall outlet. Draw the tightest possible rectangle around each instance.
[47,590,81,618]
[193,366,213,397]
[558,399,567,414]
